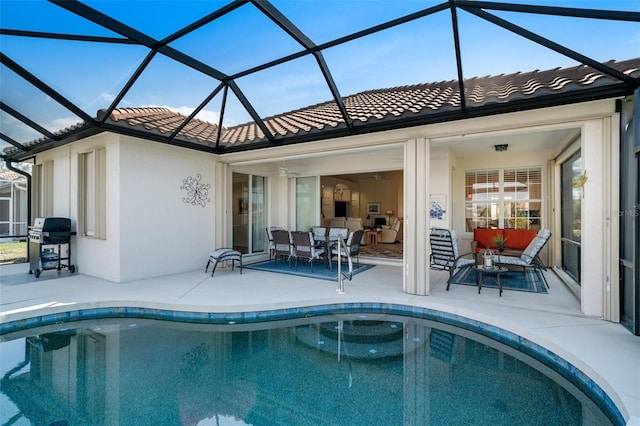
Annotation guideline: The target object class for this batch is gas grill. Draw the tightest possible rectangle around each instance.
[28,217,76,278]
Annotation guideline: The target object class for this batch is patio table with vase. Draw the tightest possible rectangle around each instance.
[475,265,509,297]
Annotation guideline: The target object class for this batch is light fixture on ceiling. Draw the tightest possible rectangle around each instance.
[278,166,299,177]
[365,173,389,180]
[494,144,509,152]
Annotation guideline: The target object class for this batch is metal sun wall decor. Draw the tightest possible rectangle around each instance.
[180,174,211,207]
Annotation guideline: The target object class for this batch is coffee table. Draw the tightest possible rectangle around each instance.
[475,265,508,297]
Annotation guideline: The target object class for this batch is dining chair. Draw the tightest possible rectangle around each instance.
[290,231,325,272]
[312,226,327,239]
[266,226,285,260]
[329,227,348,240]
[312,226,327,251]
[271,230,294,267]
[330,229,365,280]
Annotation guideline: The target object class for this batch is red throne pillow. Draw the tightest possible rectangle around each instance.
[503,229,537,250]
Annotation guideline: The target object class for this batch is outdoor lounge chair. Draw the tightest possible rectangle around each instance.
[429,228,477,290]
[205,248,242,277]
[290,231,325,272]
[495,229,552,288]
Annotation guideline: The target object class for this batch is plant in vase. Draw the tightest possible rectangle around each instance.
[493,235,508,252]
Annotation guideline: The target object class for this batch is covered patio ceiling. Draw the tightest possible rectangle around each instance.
[1,1,639,162]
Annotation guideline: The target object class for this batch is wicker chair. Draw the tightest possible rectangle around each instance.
[330,229,365,279]
[266,226,285,260]
[271,230,294,267]
[290,231,325,272]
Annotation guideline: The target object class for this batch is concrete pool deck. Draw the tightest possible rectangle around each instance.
[1,261,638,424]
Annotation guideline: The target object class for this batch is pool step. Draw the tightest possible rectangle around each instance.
[294,320,405,360]
[317,320,404,344]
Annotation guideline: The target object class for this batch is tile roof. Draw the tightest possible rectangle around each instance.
[109,58,640,148]
[3,58,639,157]
[0,170,26,181]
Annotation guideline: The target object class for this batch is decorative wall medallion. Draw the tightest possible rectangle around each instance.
[180,174,211,207]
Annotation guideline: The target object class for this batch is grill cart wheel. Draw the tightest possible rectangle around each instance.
[34,269,40,278]
[69,265,76,273]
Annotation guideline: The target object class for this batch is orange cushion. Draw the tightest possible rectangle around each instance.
[473,228,503,251]
[503,229,537,250]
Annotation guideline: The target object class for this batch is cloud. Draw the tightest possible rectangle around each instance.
[50,117,82,131]
[98,92,116,103]
[164,106,220,125]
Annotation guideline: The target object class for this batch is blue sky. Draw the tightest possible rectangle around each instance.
[1,0,639,150]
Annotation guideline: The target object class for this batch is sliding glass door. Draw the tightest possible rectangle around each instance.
[295,176,319,231]
[560,150,582,283]
[232,173,267,255]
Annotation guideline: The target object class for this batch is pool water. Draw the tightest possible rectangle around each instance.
[0,314,614,425]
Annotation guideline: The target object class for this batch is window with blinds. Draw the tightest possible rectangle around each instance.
[464,167,542,231]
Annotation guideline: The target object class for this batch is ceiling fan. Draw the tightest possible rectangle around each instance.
[278,166,299,177]
[364,172,390,180]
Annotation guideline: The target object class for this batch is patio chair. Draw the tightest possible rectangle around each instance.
[290,231,325,272]
[271,230,294,267]
[312,226,327,250]
[328,227,349,252]
[496,229,552,288]
[312,226,327,239]
[429,228,477,291]
[330,229,365,280]
[266,226,285,260]
[329,227,348,240]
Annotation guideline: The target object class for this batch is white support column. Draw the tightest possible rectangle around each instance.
[604,114,620,322]
[214,161,228,249]
[404,138,430,295]
[581,119,607,318]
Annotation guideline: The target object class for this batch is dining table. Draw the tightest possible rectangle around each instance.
[313,235,340,270]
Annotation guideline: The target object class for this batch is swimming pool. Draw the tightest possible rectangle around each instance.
[0,305,621,426]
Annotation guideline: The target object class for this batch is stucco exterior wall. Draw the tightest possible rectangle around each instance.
[118,137,217,282]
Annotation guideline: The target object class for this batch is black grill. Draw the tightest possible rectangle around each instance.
[29,217,76,278]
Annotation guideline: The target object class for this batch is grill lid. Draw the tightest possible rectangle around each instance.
[32,217,72,232]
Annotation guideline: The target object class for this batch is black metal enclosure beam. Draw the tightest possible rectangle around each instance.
[1,0,639,162]
[0,53,95,124]
[449,0,467,113]
[0,102,57,141]
[0,133,29,152]
[250,0,353,131]
[160,0,249,46]
[48,0,274,139]
[99,51,158,125]
[0,28,136,44]
[460,4,638,86]
[50,0,230,81]
[458,1,640,22]
[170,82,226,141]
